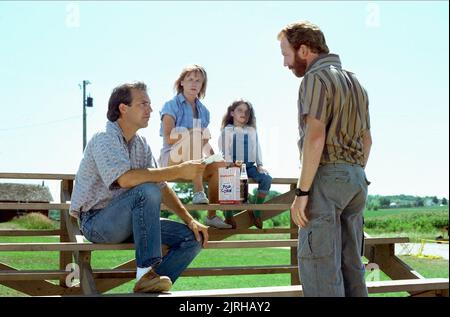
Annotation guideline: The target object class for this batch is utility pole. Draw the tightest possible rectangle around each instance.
[81,80,93,151]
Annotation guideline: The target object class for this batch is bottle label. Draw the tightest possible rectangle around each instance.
[218,167,240,204]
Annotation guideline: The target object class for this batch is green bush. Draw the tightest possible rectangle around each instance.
[364,211,448,233]
[270,210,290,227]
[11,213,58,230]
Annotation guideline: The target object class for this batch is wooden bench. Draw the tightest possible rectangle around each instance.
[94,278,449,297]
[0,172,448,297]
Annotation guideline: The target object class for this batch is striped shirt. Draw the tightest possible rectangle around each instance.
[298,54,370,166]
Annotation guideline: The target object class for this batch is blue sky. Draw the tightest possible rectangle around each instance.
[0,1,448,200]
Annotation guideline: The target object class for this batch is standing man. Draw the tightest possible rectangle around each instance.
[69,82,209,293]
[278,21,372,297]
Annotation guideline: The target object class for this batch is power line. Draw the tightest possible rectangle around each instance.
[0,115,82,132]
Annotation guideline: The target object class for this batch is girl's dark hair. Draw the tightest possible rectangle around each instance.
[221,99,256,129]
[107,82,147,122]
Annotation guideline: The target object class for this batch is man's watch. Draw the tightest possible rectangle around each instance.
[295,188,310,197]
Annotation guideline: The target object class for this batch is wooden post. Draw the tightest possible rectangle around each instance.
[79,251,98,295]
[289,184,300,285]
[59,179,73,287]
[364,243,425,296]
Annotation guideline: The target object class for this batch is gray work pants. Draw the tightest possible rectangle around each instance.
[298,163,369,297]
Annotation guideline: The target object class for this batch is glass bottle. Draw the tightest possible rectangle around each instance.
[240,163,248,203]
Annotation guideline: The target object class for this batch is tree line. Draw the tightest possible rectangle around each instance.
[165,184,448,216]
[367,195,448,211]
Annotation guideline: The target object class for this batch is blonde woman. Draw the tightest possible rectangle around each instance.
[159,65,231,229]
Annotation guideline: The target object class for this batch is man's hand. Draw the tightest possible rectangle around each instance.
[178,160,206,180]
[187,219,209,247]
[290,196,309,227]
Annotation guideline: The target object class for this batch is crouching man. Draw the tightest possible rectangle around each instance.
[69,82,209,293]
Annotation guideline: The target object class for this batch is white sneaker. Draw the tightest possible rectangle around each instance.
[192,191,209,204]
[205,216,232,229]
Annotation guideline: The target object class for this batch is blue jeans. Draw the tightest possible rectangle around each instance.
[80,183,202,282]
[246,165,272,194]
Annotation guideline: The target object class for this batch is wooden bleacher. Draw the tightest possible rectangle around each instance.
[0,173,448,297]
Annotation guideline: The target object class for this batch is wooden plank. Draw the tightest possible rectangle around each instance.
[411,290,448,297]
[364,244,424,280]
[60,179,73,202]
[88,236,405,293]
[261,178,297,185]
[0,230,60,236]
[164,204,291,211]
[0,173,295,184]
[6,265,294,280]
[366,278,449,294]
[60,178,97,295]
[79,251,98,295]
[206,240,297,249]
[0,203,70,210]
[181,265,297,276]
[364,244,425,296]
[0,173,75,180]
[364,237,409,245]
[108,286,304,297]
[0,237,410,252]
[210,190,296,242]
[83,263,298,293]
[99,278,449,297]
[0,202,289,212]
[63,211,85,244]
[0,270,68,281]
[0,242,135,251]
[0,262,80,296]
[159,286,302,297]
[0,240,296,251]
[94,259,136,293]
[208,228,297,235]
[5,266,298,283]
[166,178,297,185]
[59,180,73,287]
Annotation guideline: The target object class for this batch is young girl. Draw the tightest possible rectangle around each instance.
[159,64,231,229]
[219,99,272,229]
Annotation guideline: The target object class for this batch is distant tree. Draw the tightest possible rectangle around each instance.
[379,197,391,208]
[171,183,201,220]
[172,183,194,204]
[432,196,439,204]
[367,202,380,211]
[415,197,424,207]
[442,198,448,205]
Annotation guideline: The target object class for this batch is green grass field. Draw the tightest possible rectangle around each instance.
[363,206,448,241]
[363,205,448,218]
